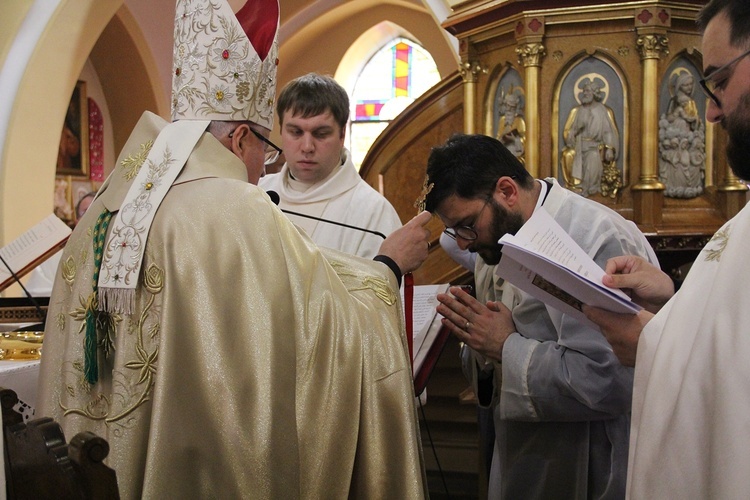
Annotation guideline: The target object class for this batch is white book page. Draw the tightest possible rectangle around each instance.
[401,283,449,374]
[496,209,639,330]
[0,214,71,289]
[499,208,630,301]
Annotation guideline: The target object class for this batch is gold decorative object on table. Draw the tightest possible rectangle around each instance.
[0,331,44,361]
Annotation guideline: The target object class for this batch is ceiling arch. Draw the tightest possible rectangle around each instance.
[0,0,162,247]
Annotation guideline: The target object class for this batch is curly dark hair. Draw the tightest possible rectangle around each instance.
[423,134,534,213]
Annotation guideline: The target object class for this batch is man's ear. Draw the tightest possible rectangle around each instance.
[230,123,251,157]
[494,176,519,205]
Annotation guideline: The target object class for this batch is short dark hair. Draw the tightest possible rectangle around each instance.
[276,73,349,129]
[424,134,534,213]
[697,0,750,48]
[76,191,96,218]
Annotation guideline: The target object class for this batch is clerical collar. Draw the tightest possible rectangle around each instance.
[286,153,346,192]
[534,178,553,211]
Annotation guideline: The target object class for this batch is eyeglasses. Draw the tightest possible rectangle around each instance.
[699,47,750,108]
[443,197,492,242]
[229,126,283,165]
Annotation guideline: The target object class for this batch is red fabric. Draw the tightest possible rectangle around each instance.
[88,98,104,181]
[413,325,450,397]
[235,0,278,61]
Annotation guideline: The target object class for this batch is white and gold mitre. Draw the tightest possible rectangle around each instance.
[171,0,280,130]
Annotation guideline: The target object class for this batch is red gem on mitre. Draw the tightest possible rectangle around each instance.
[235,0,278,61]
[222,49,230,59]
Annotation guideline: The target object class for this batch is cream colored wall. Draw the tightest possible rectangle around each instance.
[90,5,167,155]
[0,2,32,65]
[0,0,170,296]
[1,0,122,250]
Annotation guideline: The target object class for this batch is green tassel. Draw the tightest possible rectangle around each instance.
[83,209,113,385]
[84,307,98,384]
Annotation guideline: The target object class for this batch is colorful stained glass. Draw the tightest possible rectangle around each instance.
[355,101,386,121]
[348,38,440,169]
[393,42,411,97]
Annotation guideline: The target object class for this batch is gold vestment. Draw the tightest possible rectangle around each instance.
[37,112,427,499]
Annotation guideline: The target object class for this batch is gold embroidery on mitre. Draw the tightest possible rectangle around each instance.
[121,140,154,181]
[704,225,730,262]
[414,176,434,213]
[170,1,278,129]
[329,261,397,306]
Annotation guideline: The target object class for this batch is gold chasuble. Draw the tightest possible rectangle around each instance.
[37,112,427,499]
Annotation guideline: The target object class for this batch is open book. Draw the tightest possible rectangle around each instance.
[402,283,451,396]
[0,214,72,292]
[495,208,639,331]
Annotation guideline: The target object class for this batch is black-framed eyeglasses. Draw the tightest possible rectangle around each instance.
[229,126,283,165]
[443,197,492,242]
[699,47,750,108]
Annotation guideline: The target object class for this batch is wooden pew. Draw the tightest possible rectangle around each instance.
[1,387,119,499]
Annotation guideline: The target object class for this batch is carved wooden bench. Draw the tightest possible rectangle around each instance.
[1,387,119,499]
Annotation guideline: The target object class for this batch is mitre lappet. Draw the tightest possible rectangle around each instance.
[96,0,279,315]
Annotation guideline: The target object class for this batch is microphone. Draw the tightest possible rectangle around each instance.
[266,190,386,239]
[0,252,47,329]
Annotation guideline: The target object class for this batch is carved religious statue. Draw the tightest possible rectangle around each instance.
[496,87,526,164]
[658,70,705,198]
[561,76,620,197]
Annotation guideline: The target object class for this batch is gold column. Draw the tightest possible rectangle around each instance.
[516,41,545,178]
[459,60,486,134]
[720,170,747,190]
[634,32,668,191]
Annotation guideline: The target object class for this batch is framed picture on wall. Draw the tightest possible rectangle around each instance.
[56,80,89,177]
[71,178,95,222]
[54,176,73,224]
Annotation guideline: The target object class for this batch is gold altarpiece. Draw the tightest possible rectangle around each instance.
[361,0,747,286]
[446,0,746,280]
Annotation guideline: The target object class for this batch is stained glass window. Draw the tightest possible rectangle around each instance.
[348,38,440,169]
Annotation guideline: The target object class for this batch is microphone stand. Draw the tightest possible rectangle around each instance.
[279,208,387,240]
[266,190,387,240]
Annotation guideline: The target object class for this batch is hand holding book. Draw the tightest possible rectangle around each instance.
[495,208,640,331]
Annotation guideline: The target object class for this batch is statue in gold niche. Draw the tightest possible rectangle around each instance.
[658,70,705,198]
[496,88,526,164]
[561,76,620,197]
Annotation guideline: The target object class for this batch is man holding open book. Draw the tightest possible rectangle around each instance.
[583,1,750,496]
[423,133,658,499]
